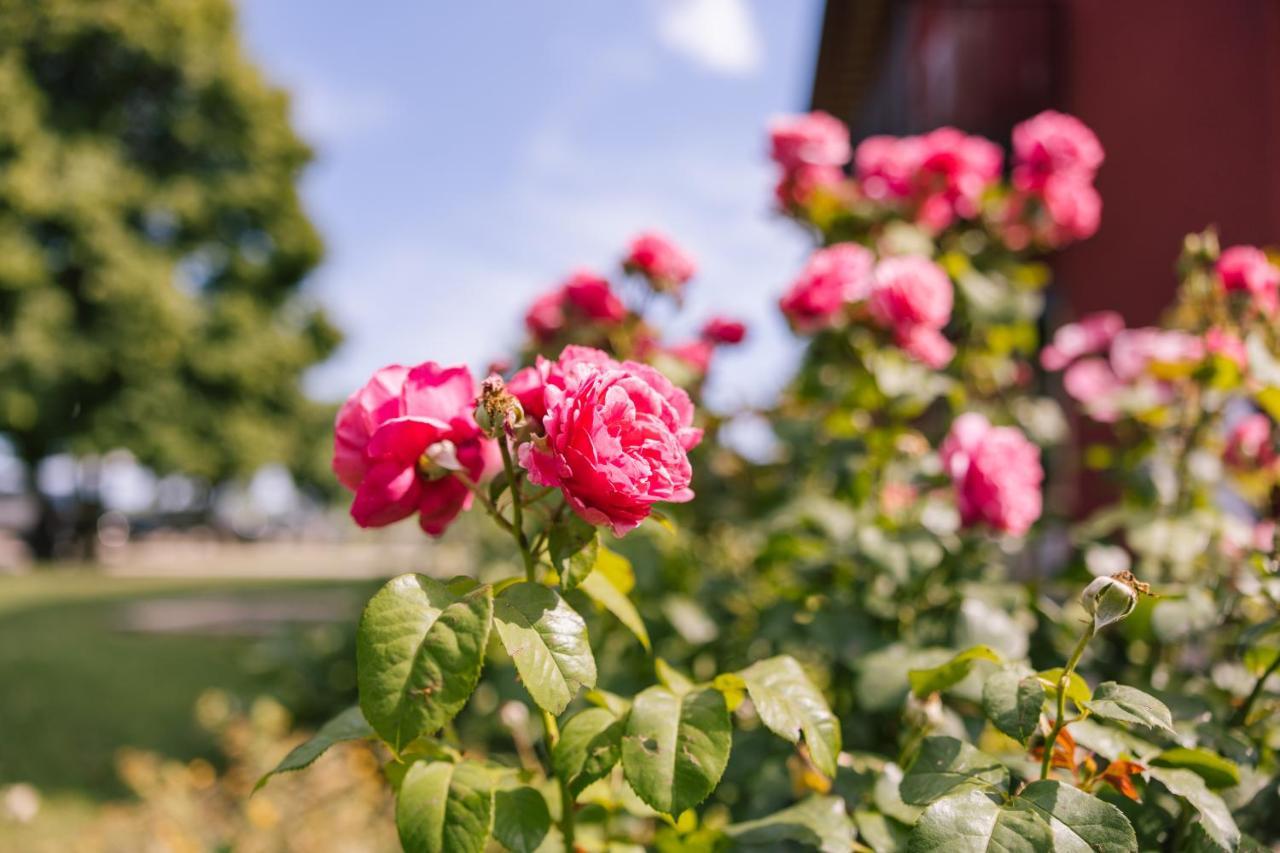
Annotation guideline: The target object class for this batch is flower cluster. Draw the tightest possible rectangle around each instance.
[767,111,850,209]
[525,270,627,343]
[1001,111,1104,248]
[941,412,1044,536]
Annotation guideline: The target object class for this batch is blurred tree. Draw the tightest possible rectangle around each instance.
[0,0,341,556]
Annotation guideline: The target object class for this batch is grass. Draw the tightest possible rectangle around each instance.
[0,571,377,799]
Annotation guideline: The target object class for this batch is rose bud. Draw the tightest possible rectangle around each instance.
[1081,573,1141,629]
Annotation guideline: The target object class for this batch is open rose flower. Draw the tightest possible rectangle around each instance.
[1041,311,1125,371]
[525,289,567,342]
[1205,327,1248,370]
[563,270,626,323]
[508,345,619,423]
[912,127,1003,230]
[624,232,696,293]
[868,255,954,365]
[1062,358,1124,422]
[700,316,747,345]
[769,111,851,169]
[1011,110,1104,192]
[779,243,875,332]
[774,162,845,209]
[333,362,499,535]
[941,413,1044,536]
[1217,245,1279,314]
[519,351,702,535]
[1109,328,1204,381]
[1225,413,1276,470]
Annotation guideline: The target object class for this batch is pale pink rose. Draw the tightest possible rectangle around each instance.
[1062,358,1123,422]
[1011,111,1104,192]
[779,243,875,333]
[1254,521,1276,552]
[624,232,696,292]
[941,413,1044,536]
[1204,327,1249,370]
[525,289,566,342]
[1109,328,1204,381]
[333,362,499,535]
[1040,176,1102,243]
[508,346,620,423]
[666,340,715,374]
[1217,246,1280,314]
[1041,311,1125,371]
[855,135,924,201]
[769,111,851,168]
[774,162,845,209]
[898,325,955,368]
[700,316,747,345]
[563,270,627,323]
[1225,413,1276,469]
[519,355,702,535]
[868,255,953,331]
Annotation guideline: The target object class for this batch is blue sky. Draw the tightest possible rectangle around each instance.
[236,0,823,412]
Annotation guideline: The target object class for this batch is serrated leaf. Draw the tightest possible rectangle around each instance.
[493,582,596,715]
[900,736,1009,806]
[549,516,598,592]
[553,707,625,798]
[908,645,1001,698]
[493,786,550,853]
[255,705,372,791]
[396,761,494,853]
[621,685,731,816]
[1083,682,1174,733]
[907,788,1052,852]
[724,795,855,853]
[982,668,1045,745]
[1017,780,1137,852]
[357,575,493,750]
[580,561,650,651]
[739,655,842,777]
[1151,747,1241,789]
[1037,668,1092,710]
[1147,766,1240,851]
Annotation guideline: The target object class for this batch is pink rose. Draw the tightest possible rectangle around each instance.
[519,355,702,536]
[769,111,851,168]
[1062,358,1123,422]
[1205,327,1249,370]
[774,162,845,209]
[666,340,715,374]
[898,325,955,369]
[624,232,697,292]
[941,413,1044,536]
[868,256,954,361]
[855,135,924,202]
[1040,175,1102,244]
[508,345,620,423]
[333,363,499,535]
[1041,311,1125,371]
[563,270,627,324]
[1011,111,1104,192]
[913,127,1003,229]
[1225,413,1276,469]
[525,289,566,342]
[700,316,747,345]
[779,243,875,333]
[1217,245,1279,314]
[1109,328,1204,381]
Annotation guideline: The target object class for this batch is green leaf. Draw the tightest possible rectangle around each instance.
[357,575,494,750]
[908,645,1001,698]
[655,657,695,694]
[908,789,1052,852]
[1150,747,1241,789]
[981,668,1045,745]
[553,707,625,798]
[621,685,731,816]
[1017,780,1137,852]
[1147,766,1240,851]
[723,795,855,853]
[396,760,495,853]
[549,516,598,592]
[739,655,842,777]
[1083,682,1174,733]
[580,556,650,651]
[493,786,550,853]
[255,705,373,791]
[492,582,597,715]
[899,736,1009,806]
[1036,668,1092,709]
[854,809,911,852]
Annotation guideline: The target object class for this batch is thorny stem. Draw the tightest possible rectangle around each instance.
[1041,620,1096,780]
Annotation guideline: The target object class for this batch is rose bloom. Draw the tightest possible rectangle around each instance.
[624,232,697,292]
[774,162,845,209]
[508,345,619,423]
[855,134,924,201]
[1224,413,1276,469]
[700,316,747,345]
[779,243,875,333]
[941,413,1044,536]
[524,289,566,342]
[898,325,955,369]
[1062,358,1123,422]
[519,351,703,536]
[1204,327,1249,370]
[334,362,499,535]
[1039,175,1102,244]
[562,270,627,323]
[913,127,1003,229]
[1109,328,1204,381]
[868,255,953,331]
[666,340,715,375]
[1041,310,1125,371]
[769,111,851,168]
[1217,245,1280,314]
[1011,110,1104,192]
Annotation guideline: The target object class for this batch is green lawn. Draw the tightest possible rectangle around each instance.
[0,571,377,799]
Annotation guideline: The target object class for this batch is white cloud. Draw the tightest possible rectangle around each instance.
[656,0,762,77]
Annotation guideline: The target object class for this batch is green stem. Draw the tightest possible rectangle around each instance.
[1232,650,1280,727]
[541,708,575,852]
[455,471,515,536]
[1041,621,1095,780]
[498,437,537,583]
